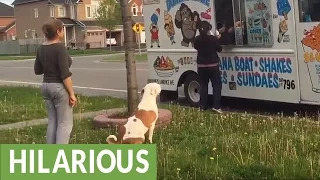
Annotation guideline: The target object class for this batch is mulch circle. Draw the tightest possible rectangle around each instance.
[93,108,172,128]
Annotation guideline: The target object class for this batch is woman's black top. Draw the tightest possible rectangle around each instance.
[194,35,223,65]
[34,43,72,83]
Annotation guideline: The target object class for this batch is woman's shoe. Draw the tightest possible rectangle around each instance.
[212,108,223,114]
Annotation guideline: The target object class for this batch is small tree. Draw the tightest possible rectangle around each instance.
[119,0,139,115]
[95,0,121,51]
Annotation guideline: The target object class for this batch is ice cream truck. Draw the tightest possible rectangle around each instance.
[143,0,320,107]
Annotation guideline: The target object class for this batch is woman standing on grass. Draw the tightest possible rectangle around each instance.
[34,19,77,144]
[194,21,223,114]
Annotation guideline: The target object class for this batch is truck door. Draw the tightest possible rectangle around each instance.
[295,0,320,104]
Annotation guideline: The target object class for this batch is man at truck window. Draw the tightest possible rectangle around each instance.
[215,0,236,45]
[194,21,223,114]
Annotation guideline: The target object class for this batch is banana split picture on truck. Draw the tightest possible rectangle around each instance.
[143,0,320,107]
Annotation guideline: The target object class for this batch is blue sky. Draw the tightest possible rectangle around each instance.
[0,0,14,6]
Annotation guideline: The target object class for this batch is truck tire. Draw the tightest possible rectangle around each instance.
[160,90,178,102]
[184,74,200,107]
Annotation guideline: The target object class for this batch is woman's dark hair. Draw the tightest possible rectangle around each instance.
[199,21,211,36]
[42,19,63,40]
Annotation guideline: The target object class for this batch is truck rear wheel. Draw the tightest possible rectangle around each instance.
[184,74,200,107]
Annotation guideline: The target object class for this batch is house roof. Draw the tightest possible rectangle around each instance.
[12,0,81,6]
[128,0,142,6]
[132,16,144,23]
[81,20,98,27]
[12,0,41,5]
[57,17,78,25]
[81,17,142,27]
[0,2,14,17]
[50,0,80,4]
[0,21,16,33]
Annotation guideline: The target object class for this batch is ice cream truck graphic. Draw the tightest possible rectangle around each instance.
[143,0,320,107]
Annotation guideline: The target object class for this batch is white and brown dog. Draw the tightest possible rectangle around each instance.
[106,83,161,144]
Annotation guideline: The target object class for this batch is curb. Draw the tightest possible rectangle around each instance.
[93,108,172,129]
[99,60,147,63]
[0,110,105,130]
[98,52,147,63]
[0,51,147,62]
[0,52,123,62]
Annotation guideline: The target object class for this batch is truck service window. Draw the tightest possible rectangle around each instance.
[214,0,273,46]
[298,0,320,22]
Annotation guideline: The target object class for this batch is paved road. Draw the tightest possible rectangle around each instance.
[0,53,156,98]
[0,54,319,118]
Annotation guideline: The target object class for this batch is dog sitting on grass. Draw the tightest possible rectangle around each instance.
[106,83,161,144]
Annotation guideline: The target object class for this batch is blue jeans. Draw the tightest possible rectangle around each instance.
[41,83,73,144]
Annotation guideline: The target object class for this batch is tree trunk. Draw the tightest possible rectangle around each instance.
[109,30,112,51]
[119,0,139,115]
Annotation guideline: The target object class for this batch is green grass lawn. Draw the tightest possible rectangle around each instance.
[0,49,118,60]
[0,86,125,125]
[0,56,35,60]
[102,53,147,62]
[0,87,319,179]
[67,49,117,56]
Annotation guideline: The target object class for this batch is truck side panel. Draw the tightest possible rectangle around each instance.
[294,0,320,105]
[143,0,301,104]
[144,0,213,91]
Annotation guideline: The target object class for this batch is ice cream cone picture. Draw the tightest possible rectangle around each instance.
[283,12,288,20]
[278,18,288,43]
[276,0,291,43]
[200,8,211,22]
[151,8,160,25]
[150,8,160,48]
[164,10,176,45]
[301,24,320,93]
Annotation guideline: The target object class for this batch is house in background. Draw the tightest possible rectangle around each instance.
[76,0,145,46]
[75,0,120,47]
[0,2,16,41]
[12,0,145,47]
[129,0,145,44]
[11,0,90,47]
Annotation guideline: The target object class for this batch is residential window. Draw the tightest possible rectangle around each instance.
[87,6,92,17]
[298,0,320,22]
[32,30,36,39]
[132,4,137,16]
[214,0,273,46]
[59,6,66,17]
[34,8,38,18]
[70,5,75,19]
[50,6,55,17]
[140,5,143,16]
[93,5,98,16]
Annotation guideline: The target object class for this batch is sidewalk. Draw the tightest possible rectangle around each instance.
[0,110,104,130]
